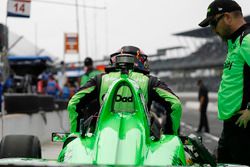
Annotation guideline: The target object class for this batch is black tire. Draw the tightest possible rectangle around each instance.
[0,135,41,158]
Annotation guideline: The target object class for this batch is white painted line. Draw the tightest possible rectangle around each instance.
[203,133,219,142]
[181,122,219,142]
[181,122,193,130]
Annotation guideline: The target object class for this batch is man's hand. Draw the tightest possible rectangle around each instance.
[235,110,250,128]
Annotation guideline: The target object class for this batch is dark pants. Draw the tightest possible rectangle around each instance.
[197,103,209,132]
[76,99,100,132]
[217,114,250,166]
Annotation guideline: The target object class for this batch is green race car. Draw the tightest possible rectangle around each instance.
[58,65,185,166]
[0,55,222,167]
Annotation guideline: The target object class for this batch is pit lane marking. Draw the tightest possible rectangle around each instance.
[181,122,219,142]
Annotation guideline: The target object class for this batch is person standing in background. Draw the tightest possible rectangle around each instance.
[196,79,209,133]
[46,74,61,98]
[3,74,14,93]
[61,82,71,100]
[80,57,101,86]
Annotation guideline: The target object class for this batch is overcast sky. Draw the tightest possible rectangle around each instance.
[0,0,250,63]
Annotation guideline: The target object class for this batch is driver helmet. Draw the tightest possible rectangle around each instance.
[109,46,149,74]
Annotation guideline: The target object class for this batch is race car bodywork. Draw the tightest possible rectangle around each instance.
[58,73,186,166]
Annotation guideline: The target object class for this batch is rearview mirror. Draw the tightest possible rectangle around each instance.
[51,132,70,142]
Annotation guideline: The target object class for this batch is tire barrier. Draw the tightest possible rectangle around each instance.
[37,95,55,112]
[54,99,68,111]
[4,94,39,114]
[4,94,68,114]
[0,111,70,143]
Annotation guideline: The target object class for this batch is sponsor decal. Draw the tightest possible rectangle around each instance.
[115,95,133,102]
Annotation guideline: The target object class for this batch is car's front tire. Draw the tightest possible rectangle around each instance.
[0,135,41,158]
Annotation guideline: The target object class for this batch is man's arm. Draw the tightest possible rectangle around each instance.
[241,34,250,66]
[200,96,205,105]
[150,77,182,135]
[67,76,99,133]
[236,35,250,128]
[199,96,206,113]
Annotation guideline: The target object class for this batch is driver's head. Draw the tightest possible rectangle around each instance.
[109,46,149,74]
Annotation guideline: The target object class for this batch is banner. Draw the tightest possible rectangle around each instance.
[64,33,79,54]
[7,0,31,18]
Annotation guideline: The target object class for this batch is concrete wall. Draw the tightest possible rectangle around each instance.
[0,110,70,144]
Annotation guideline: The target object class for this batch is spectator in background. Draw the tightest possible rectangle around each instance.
[37,72,49,94]
[80,57,101,86]
[69,82,77,98]
[199,0,250,165]
[57,61,67,90]
[196,79,209,133]
[61,82,71,100]
[37,75,46,94]
[46,74,61,98]
[3,74,14,93]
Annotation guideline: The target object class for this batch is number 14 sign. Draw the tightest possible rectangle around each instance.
[7,0,31,18]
